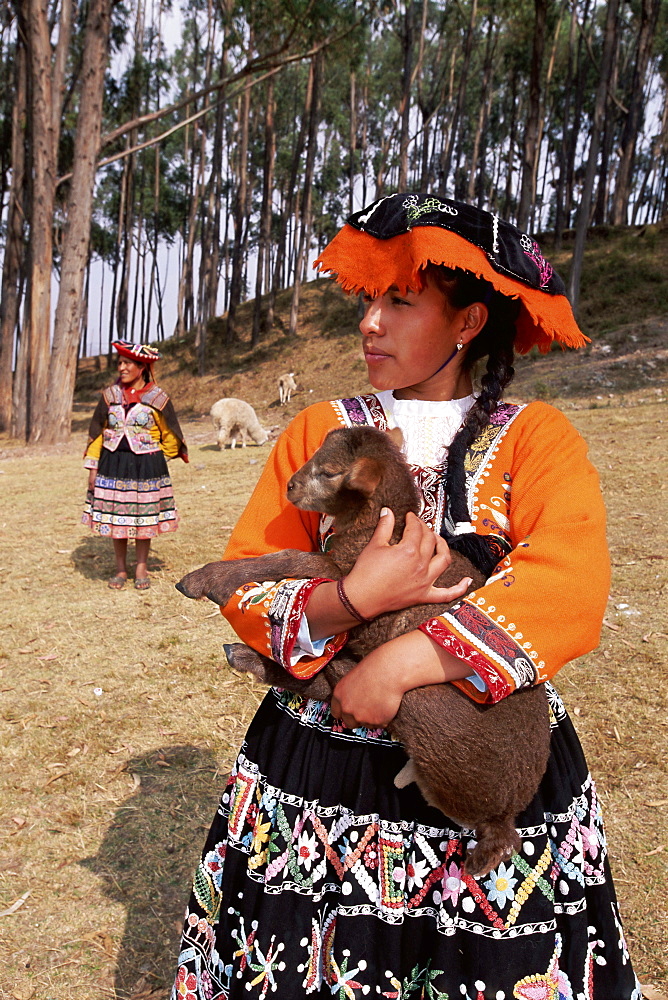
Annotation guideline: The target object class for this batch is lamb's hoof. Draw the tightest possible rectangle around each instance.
[175,573,203,599]
[223,643,238,668]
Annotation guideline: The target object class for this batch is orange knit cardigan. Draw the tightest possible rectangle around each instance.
[221,396,610,705]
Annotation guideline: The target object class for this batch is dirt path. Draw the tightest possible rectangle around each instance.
[0,405,666,998]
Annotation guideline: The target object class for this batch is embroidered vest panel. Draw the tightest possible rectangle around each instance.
[101,387,161,455]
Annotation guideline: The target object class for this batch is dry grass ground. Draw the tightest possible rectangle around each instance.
[1,225,667,999]
[1,404,666,999]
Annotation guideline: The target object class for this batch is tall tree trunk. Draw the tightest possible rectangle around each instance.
[44,0,112,444]
[0,34,28,433]
[466,8,497,205]
[593,55,618,227]
[226,73,252,345]
[554,0,578,247]
[439,0,477,192]
[502,71,519,220]
[194,0,216,372]
[610,0,661,225]
[252,75,276,346]
[564,0,593,229]
[289,52,322,338]
[268,64,312,331]
[24,0,72,442]
[115,142,135,338]
[567,0,619,311]
[516,0,548,232]
[348,70,357,214]
[397,1,415,190]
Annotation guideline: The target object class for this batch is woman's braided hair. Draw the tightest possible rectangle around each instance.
[427,264,520,577]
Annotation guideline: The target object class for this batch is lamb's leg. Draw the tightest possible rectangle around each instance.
[224,642,360,702]
[176,550,339,605]
[223,643,333,699]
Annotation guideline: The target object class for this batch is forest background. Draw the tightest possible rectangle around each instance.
[0,0,667,447]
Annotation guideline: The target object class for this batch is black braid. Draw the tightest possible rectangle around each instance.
[426,265,519,578]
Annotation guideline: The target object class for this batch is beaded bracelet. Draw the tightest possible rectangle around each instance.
[336,577,373,624]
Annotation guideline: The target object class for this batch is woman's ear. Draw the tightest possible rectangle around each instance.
[460,302,488,344]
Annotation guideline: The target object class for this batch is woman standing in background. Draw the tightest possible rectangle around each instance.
[82,340,188,590]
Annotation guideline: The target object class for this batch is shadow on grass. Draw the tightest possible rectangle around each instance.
[71,535,166,582]
[80,744,227,999]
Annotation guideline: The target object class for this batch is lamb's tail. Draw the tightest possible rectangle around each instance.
[463,819,521,878]
[393,760,520,879]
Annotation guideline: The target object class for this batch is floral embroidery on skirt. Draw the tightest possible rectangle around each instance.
[172,685,640,999]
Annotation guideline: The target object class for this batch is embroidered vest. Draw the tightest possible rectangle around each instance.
[101,384,168,455]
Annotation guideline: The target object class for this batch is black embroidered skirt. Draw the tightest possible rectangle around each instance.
[171,684,640,1000]
[82,447,178,539]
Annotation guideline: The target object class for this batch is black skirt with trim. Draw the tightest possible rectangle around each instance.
[171,683,640,1000]
[82,446,178,539]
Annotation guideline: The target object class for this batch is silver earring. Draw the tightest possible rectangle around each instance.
[456,341,464,351]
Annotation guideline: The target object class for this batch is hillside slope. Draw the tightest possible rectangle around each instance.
[74,224,668,438]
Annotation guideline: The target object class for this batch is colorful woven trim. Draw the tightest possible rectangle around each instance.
[313,194,587,355]
[113,339,162,363]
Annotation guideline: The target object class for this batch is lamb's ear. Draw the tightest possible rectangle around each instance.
[346,456,383,497]
[386,426,404,449]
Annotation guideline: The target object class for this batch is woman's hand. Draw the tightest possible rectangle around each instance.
[330,640,406,729]
[330,629,473,730]
[342,508,472,621]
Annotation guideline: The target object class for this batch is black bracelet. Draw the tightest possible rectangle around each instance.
[336,577,373,624]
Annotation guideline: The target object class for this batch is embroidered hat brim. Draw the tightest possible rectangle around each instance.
[112,340,162,363]
[313,194,587,354]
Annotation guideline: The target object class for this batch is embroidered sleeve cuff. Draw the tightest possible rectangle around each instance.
[83,457,99,470]
[420,598,542,702]
[269,577,348,680]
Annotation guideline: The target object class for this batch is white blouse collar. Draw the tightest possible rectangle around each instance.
[374,390,476,467]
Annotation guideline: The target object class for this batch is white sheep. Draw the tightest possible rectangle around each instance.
[278,371,297,406]
[210,398,271,449]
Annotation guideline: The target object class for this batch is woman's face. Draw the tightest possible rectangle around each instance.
[117,358,145,387]
[359,274,482,400]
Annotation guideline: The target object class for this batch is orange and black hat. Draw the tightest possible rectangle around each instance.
[314,193,587,354]
[112,340,162,364]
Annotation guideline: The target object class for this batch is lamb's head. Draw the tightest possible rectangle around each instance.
[286,426,418,525]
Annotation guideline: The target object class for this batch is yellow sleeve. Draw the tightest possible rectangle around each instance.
[83,434,104,468]
[152,409,181,459]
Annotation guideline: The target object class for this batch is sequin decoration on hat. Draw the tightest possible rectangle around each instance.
[314,193,587,354]
[112,340,162,363]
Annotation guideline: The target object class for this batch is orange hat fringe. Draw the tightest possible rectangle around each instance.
[314,225,588,355]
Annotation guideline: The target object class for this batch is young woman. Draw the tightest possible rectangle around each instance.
[82,340,188,590]
[172,195,640,999]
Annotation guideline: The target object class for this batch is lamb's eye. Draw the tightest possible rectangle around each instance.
[319,469,339,479]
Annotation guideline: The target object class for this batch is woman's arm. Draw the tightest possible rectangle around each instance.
[330,629,472,729]
[418,403,611,704]
[220,402,472,675]
[151,409,181,458]
[305,508,472,640]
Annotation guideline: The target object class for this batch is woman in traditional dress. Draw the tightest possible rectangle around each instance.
[172,195,640,999]
[82,340,188,590]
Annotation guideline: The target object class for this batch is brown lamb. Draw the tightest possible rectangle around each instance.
[177,425,551,876]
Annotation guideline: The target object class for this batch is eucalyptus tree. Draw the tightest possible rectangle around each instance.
[0,16,26,434]
[610,0,664,224]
